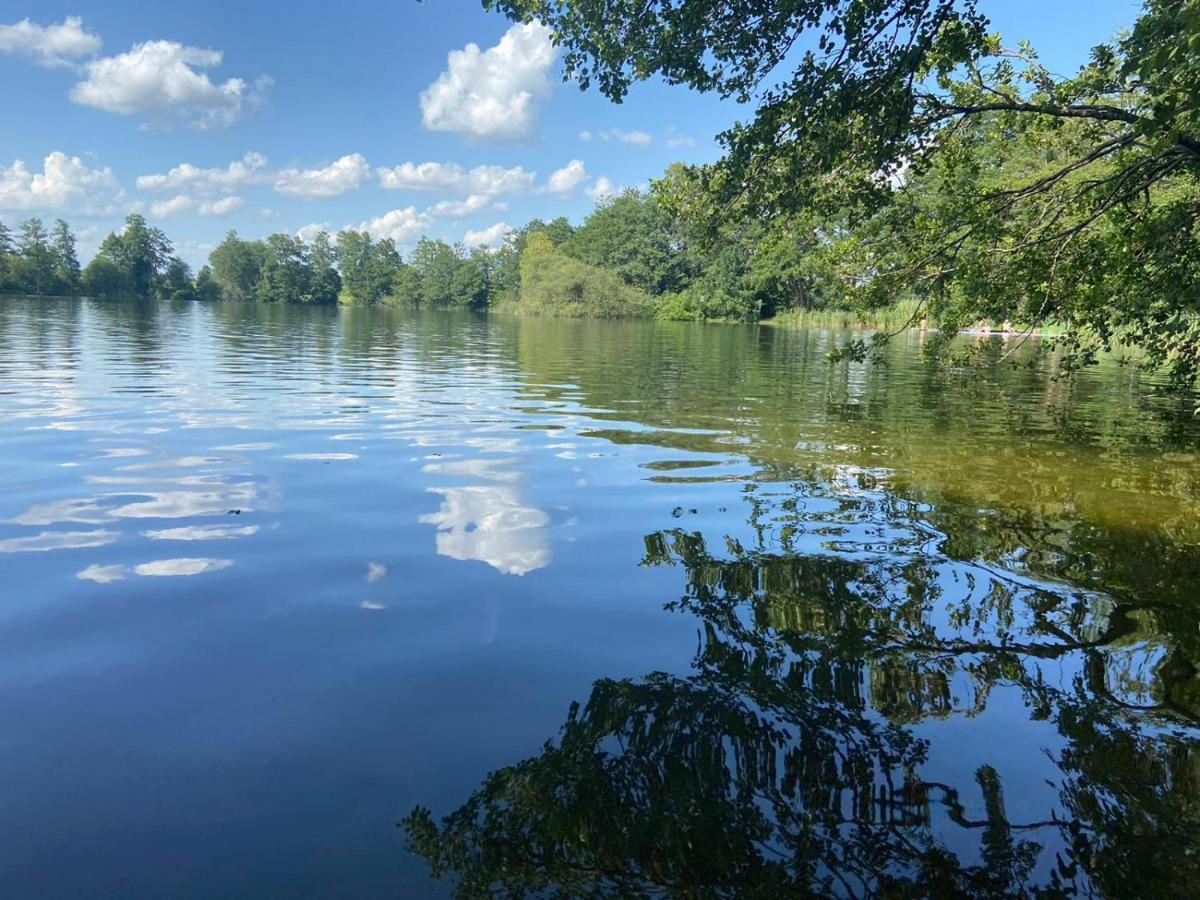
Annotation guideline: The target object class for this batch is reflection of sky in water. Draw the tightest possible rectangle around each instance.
[143,524,261,541]
[0,529,120,553]
[134,558,233,577]
[421,485,551,576]
[76,563,126,583]
[420,455,552,576]
[1,299,1199,897]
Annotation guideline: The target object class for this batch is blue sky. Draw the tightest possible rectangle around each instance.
[0,0,1147,267]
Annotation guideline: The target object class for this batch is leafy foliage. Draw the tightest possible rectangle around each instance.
[504,231,656,318]
[483,0,1200,385]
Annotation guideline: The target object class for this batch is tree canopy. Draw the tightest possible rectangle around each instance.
[484,0,1200,384]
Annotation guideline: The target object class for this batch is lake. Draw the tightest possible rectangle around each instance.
[1,297,1198,897]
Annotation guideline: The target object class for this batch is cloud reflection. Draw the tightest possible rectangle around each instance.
[420,485,550,576]
[76,564,126,583]
[143,524,260,541]
[0,529,119,553]
[133,558,233,577]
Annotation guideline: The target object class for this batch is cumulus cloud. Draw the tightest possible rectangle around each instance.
[420,21,556,143]
[377,161,534,196]
[347,186,511,244]
[427,194,503,218]
[591,128,652,146]
[349,207,430,243]
[585,176,618,200]
[149,192,242,219]
[70,40,269,129]
[464,221,511,249]
[149,194,195,218]
[0,151,126,215]
[546,159,586,197]
[0,16,101,68]
[273,153,369,198]
[377,161,465,193]
[199,195,243,215]
[468,164,536,197]
[296,222,332,243]
[136,152,268,193]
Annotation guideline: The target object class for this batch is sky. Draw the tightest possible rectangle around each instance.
[0,0,1147,267]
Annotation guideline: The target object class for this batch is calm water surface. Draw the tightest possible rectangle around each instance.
[1,298,1198,897]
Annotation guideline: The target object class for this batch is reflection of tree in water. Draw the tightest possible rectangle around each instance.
[404,484,1200,897]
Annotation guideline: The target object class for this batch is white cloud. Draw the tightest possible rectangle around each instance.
[465,164,536,196]
[427,193,502,218]
[76,563,125,584]
[377,161,534,196]
[134,558,232,577]
[199,195,243,216]
[70,40,268,129]
[377,161,465,193]
[420,21,556,143]
[149,194,244,218]
[591,128,652,146]
[296,222,331,243]
[464,221,511,249]
[273,153,369,198]
[0,16,101,68]
[585,176,618,200]
[0,151,125,215]
[148,193,243,218]
[609,128,652,146]
[350,207,430,243]
[149,194,195,218]
[546,159,586,197]
[136,152,268,193]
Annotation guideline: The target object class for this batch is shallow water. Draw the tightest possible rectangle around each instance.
[1,297,1198,897]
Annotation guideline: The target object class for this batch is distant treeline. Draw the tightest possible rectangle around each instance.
[0,173,860,322]
[0,215,199,302]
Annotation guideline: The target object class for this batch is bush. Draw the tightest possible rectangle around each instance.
[509,234,654,319]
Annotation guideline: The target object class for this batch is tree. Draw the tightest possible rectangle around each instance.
[566,188,693,295]
[193,265,222,302]
[406,238,487,310]
[50,219,81,295]
[485,0,1200,383]
[17,218,53,296]
[209,231,266,303]
[336,230,373,303]
[117,213,172,297]
[305,231,341,304]
[255,233,310,304]
[158,256,195,301]
[367,237,403,303]
[0,220,16,293]
[82,246,129,298]
[468,245,501,307]
[81,214,174,299]
[509,231,655,318]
